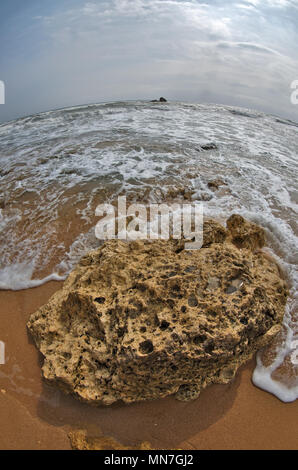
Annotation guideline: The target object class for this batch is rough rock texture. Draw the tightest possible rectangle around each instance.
[69,430,154,450]
[227,214,265,251]
[27,215,288,405]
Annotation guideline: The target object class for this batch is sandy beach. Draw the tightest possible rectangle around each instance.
[0,281,297,450]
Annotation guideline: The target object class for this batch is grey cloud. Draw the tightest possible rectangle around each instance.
[216,41,281,55]
[0,0,297,123]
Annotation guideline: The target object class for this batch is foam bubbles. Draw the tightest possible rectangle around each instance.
[0,263,65,291]
[252,303,298,403]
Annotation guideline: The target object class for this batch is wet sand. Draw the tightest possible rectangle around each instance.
[0,281,297,450]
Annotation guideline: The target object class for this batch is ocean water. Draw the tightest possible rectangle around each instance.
[0,100,297,401]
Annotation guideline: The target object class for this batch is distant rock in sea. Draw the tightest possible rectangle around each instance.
[150,97,167,102]
[27,215,288,405]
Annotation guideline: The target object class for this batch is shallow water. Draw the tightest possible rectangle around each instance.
[0,100,297,401]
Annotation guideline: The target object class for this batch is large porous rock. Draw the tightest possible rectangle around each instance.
[27,215,288,405]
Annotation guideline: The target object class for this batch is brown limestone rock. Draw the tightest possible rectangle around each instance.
[202,219,227,247]
[69,430,154,450]
[27,216,288,405]
[226,214,265,251]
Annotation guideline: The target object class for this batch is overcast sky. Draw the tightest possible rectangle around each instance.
[0,0,298,122]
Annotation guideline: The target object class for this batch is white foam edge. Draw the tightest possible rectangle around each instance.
[0,263,66,291]
[252,304,298,402]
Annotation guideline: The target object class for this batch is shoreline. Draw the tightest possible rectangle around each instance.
[0,281,297,450]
